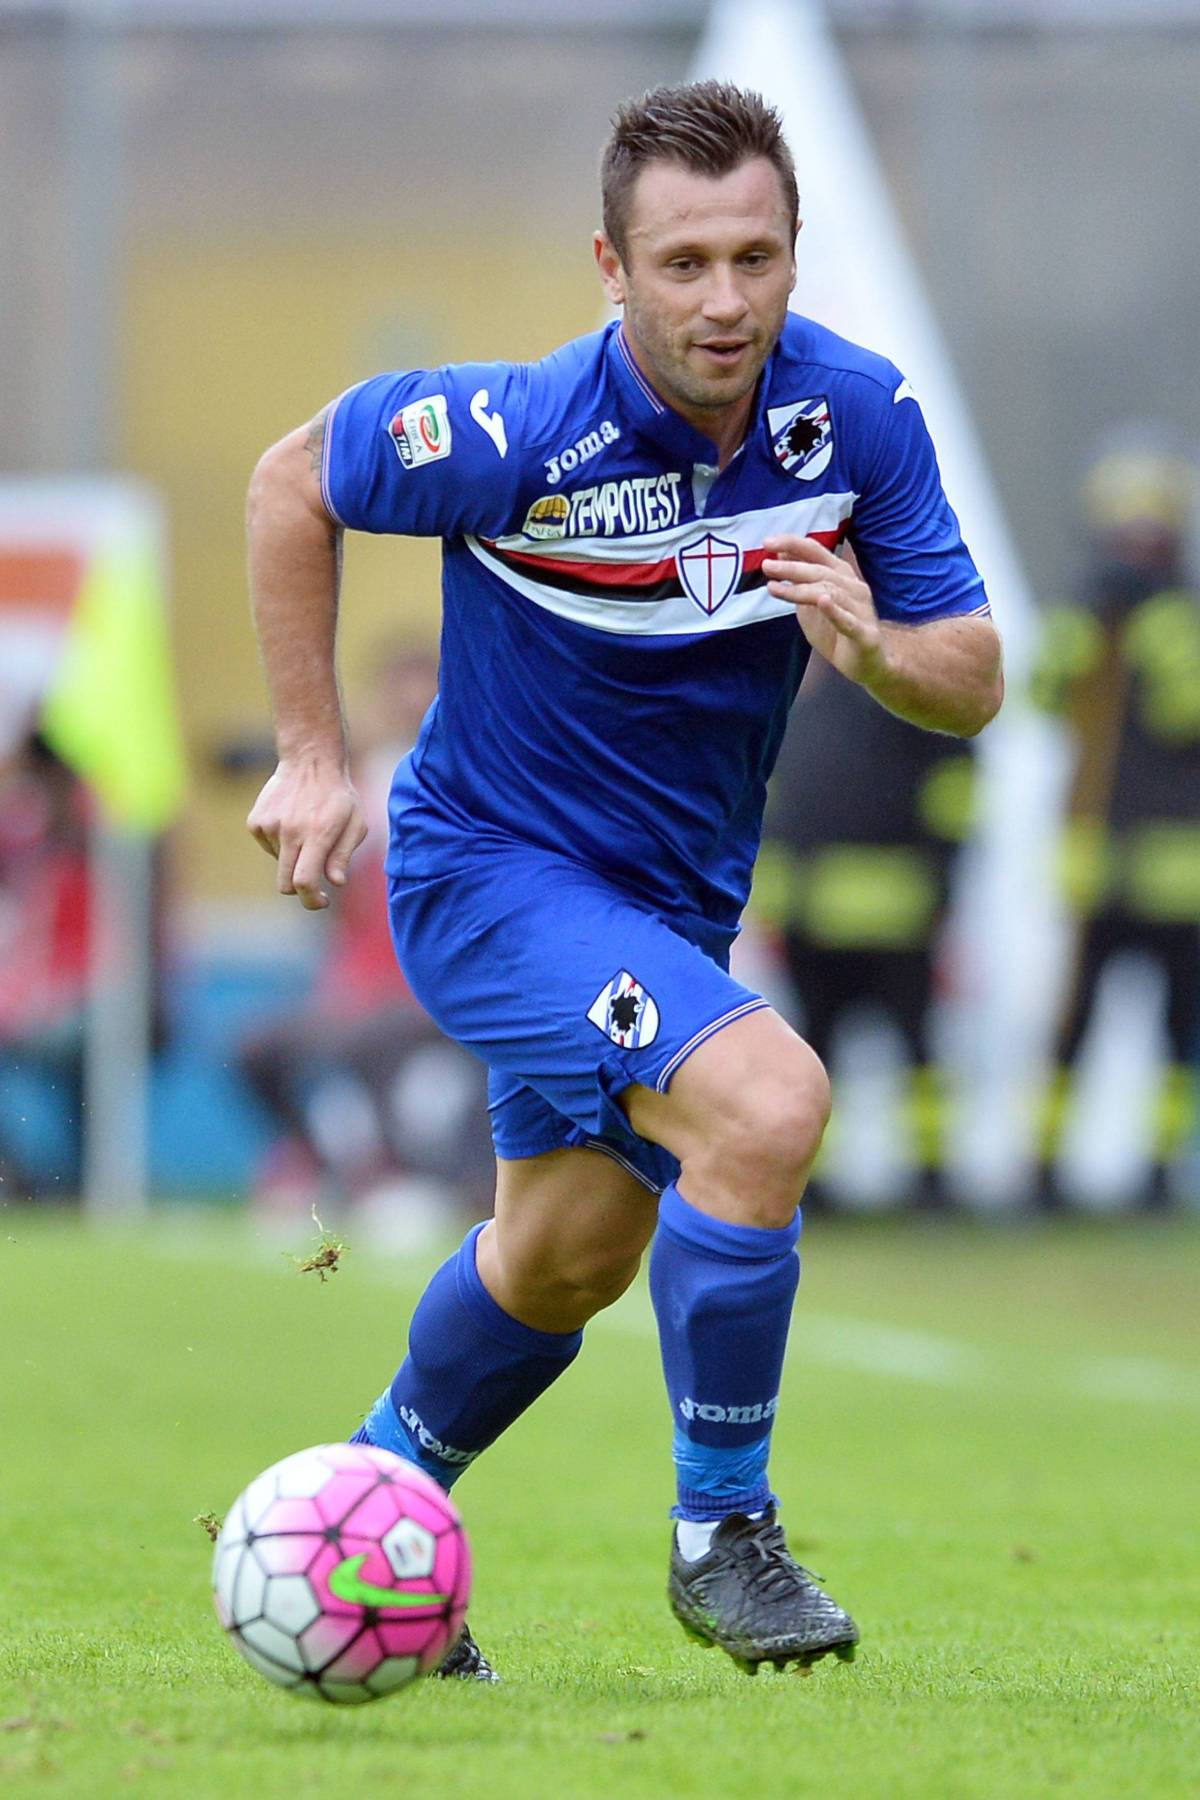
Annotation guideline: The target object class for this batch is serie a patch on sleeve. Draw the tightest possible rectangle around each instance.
[389,394,453,468]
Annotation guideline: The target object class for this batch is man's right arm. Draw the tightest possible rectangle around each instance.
[245,408,368,912]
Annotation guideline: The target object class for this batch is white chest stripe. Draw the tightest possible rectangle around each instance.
[488,490,857,564]
[465,538,795,635]
[467,490,857,637]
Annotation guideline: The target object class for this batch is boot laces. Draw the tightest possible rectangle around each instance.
[734,1520,822,1600]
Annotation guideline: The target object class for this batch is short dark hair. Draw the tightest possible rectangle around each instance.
[601,80,799,263]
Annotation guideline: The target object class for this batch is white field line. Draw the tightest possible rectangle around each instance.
[789,1315,982,1387]
[1073,1353,1200,1408]
[588,1287,1200,1413]
[145,1221,1200,1413]
[591,1288,980,1385]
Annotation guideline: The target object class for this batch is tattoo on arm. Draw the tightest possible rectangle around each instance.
[304,407,329,478]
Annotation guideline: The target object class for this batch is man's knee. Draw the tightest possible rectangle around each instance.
[701,1047,830,1186]
[639,1026,832,1228]
[553,1241,645,1313]
[483,1151,658,1332]
[494,1227,643,1322]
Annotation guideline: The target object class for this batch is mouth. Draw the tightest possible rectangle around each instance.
[693,339,752,368]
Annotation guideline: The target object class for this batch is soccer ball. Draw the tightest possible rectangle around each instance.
[212,1442,470,1703]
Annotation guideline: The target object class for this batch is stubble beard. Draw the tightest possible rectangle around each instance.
[623,295,782,428]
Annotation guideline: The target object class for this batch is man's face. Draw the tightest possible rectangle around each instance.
[595,156,798,428]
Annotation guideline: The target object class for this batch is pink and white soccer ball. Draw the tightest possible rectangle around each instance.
[212,1442,470,1703]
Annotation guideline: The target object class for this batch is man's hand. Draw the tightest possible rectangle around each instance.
[762,532,1004,735]
[247,758,368,911]
[762,535,887,685]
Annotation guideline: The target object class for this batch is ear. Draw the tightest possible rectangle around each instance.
[593,231,626,308]
[789,217,802,294]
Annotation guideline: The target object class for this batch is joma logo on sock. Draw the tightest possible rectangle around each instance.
[396,1404,477,1467]
[678,1396,779,1425]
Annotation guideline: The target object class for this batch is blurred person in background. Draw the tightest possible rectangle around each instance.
[754,640,976,1210]
[235,640,493,1240]
[1034,434,1200,1209]
[0,719,90,1198]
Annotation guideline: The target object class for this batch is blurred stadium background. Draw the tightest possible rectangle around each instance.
[2,0,1199,1220]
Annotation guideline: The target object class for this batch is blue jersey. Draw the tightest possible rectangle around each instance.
[322,315,989,931]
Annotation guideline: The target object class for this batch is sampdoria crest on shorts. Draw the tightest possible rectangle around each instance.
[767,396,834,481]
[587,971,660,1050]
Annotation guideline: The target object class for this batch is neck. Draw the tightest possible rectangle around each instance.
[697,393,755,471]
[619,326,755,471]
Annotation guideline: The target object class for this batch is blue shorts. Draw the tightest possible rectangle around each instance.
[386,841,767,1192]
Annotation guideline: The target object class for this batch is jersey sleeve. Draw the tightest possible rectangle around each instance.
[321,360,525,539]
[847,376,990,624]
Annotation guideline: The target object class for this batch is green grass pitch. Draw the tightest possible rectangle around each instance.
[1,1208,1197,1798]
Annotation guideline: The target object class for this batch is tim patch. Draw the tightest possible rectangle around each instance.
[389,394,452,469]
[767,396,833,481]
[587,971,660,1050]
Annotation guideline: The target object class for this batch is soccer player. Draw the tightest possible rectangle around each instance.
[245,81,1003,1680]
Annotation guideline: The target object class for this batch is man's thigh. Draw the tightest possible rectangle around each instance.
[621,1003,830,1221]
[388,847,768,1189]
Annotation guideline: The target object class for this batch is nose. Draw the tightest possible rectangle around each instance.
[700,264,749,326]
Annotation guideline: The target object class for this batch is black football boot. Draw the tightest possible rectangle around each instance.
[433,1623,500,1682]
[669,1510,859,1676]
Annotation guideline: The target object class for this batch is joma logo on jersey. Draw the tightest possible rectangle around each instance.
[678,1395,780,1425]
[545,419,621,485]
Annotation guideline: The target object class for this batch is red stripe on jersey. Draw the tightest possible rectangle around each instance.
[485,543,678,590]
[482,526,847,592]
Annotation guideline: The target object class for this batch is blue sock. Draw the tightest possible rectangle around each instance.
[352,1222,582,1489]
[650,1183,800,1521]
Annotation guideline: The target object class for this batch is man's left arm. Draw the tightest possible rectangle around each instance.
[762,534,1003,737]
